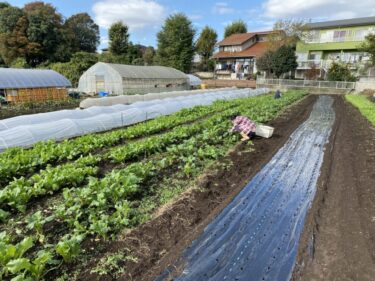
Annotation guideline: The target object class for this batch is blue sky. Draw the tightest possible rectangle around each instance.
[9,0,375,50]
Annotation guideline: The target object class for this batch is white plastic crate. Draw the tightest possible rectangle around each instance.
[256,125,274,138]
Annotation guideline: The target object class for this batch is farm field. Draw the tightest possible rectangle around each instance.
[0,91,307,280]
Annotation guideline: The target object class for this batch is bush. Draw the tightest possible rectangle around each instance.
[327,62,356,82]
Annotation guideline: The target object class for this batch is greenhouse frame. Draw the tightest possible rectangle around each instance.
[0,68,71,103]
[78,63,189,95]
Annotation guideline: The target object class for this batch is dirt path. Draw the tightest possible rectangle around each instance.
[293,96,375,281]
[155,96,335,281]
[86,95,316,281]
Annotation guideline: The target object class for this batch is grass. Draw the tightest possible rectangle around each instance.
[345,95,375,125]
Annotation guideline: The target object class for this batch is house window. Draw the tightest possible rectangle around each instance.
[333,30,347,42]
[306,30,320,42]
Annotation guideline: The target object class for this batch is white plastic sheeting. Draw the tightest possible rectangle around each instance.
[79,87,233,108]
[187,74,202,86]
[0,68,71,89]
[0,88,269,151]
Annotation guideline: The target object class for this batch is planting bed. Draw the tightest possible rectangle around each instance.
[0,91,307,280]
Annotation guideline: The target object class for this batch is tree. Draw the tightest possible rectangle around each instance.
[327,62,356,82]
[48,52,98,87]
[65,13,100,53]
[361,33,375,66]
[0,5,23,34]
[143,47,155,65]
[0,15,40,66]
[272,45,298,78]
[0,5,27,65]
[23,2,65,66]
[0,2,10,10]
[196,26,217,71]
[108,21,129,56]
[155,13,195,73]
[257,45,298,78]
[256,50,275,77]
[270,19,309,49]
[224,20,247,38]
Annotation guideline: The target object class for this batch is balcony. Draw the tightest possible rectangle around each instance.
[297,59,363,70]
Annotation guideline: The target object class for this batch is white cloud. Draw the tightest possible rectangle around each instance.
[93,0,166,30]
[264,0,375,20]
[189,14,203,20]
[212,2,235,15]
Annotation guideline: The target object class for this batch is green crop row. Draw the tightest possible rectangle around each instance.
[0,101,247,216]
[345,94,375,125]
[0,99,241,186]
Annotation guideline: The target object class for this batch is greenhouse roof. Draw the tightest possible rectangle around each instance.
[104,63,188,79]
[187,74,202,86]
[0,68,71,89]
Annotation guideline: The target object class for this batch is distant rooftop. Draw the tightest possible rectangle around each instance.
[217,31,276,46]
[307,16,375,29]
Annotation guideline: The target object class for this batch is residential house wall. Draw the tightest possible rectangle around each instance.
[295,19,375,79]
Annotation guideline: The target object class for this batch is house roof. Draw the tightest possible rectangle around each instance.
[102,63,188,79]
[217,31,274,46]
[306,16,375,30]
[213,42,270,59]
[0,68,71,89]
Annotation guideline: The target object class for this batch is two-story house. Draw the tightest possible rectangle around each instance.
[295,17,375,79]
[213,31,275,80]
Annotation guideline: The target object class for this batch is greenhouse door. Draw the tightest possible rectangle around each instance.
[95,75,105,93]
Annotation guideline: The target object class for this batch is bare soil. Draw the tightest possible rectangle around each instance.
[292,96,375,280]
[78,95,317,281]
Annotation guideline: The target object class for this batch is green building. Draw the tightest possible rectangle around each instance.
[295,17,375,79]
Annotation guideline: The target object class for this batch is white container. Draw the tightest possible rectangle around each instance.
[255,125,274,138]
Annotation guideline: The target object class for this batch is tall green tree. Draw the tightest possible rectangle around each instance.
[0,15,39,66]
[0,2,10,10]
[65,13,100,53]
[23,2,65,66]
[257,45,298,78]
[108,21,129,56]
[361,33,375,65]
[272,45,298,78]
[156,13,195,73]
[224,20,247,38]
[0,5,26,65]
[196,26,217,71]
[0,5,23,33]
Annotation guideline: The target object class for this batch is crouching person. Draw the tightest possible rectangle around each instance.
[230,115,257,141]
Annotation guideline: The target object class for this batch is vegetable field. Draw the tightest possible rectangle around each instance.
[345,94,375,125]
[0,91,306,280]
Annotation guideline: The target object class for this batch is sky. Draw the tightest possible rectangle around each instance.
[8,0,375,50]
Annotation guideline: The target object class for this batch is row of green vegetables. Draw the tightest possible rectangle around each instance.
[0,91,306,280]
[0,101,248,216]
[0,99,242,186]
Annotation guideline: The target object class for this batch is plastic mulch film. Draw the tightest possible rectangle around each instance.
[0,88,269,151]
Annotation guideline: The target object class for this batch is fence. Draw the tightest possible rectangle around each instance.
[257,78,356,90]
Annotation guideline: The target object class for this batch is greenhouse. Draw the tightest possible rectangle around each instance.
[0,68,71,103]
[0,88,269,151]
[77,63,189,95]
